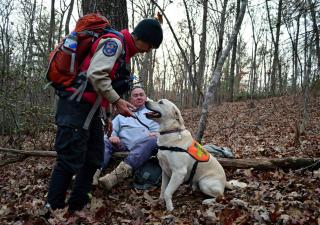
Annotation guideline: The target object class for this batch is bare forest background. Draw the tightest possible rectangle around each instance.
[0,0,319,142]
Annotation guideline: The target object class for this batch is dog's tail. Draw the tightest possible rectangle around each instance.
[226,179,247,190]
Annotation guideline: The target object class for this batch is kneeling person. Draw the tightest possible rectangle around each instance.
[98,87,159,190]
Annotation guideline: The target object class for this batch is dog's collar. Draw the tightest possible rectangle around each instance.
[159,129,186,135]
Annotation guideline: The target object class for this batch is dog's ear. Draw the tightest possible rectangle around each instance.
[172,106,183,124]
[175,110,180,121]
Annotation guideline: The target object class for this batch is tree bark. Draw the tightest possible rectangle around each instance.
[1,147,319,170]
[81,0,128,30]
[197,0,208,105]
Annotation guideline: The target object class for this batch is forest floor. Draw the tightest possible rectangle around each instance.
[0,94,319,225]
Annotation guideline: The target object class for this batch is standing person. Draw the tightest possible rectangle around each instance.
[96,87,159,190]
[45,18,163,214]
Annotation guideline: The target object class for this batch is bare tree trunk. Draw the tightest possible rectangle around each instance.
[276,0,283,94]
[294,17,301,93]
[65,0,75,35]
[213,0,228,103]
[263,34,267,93]
[183,0,195,106]
[82,0,128,30]
[308,0,320,80]
[228,0,240,102]
[0,0,14,134]
[197,0,208,105]
[196,0,247,142]
[300,4,312,134]
[265,0,282,96]
[48,0,55,52]
[213,0,228,71]
[284,13,301,93]
[148,51,156,97]
[248,5,258,99]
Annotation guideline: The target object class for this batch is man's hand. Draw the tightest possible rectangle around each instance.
[149,132,159,137]
[113,98,136,117]
[109,136,121,145]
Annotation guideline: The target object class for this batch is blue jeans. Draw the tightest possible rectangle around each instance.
[47,96,104,211]
[102,135,158,170]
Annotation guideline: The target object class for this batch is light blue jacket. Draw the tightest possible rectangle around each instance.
[111,106,159,150]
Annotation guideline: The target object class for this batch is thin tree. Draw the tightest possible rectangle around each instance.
[197,0,208,105]
[265,0,283,95]
[228,0,240,101]
[48,0,55,52]
[308,0,320,80]
[196,0,247,142]
[65,0,75,35]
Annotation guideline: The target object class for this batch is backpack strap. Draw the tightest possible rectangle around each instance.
[82,95,102,130]
[68,71,88,102]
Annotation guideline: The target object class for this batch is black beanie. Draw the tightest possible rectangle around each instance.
[132,18,163,49]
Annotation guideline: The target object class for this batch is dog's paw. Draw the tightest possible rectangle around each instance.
[202,198,217,205]
[227,180,248,189]
[166,206,174,211]
[165,202,174,211]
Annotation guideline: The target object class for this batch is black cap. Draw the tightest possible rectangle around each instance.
[132,18,163,49]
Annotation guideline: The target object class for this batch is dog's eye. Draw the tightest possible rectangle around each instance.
[159,100,163,104]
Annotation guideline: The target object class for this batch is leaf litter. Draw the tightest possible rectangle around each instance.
[0,95,319,224]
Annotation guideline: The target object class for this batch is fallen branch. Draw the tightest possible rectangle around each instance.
[1,147,319,170]
[217,157,320,170]
[0,147,56,157]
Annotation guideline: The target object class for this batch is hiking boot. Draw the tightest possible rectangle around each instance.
[99,161,132,190]
[92,169,101,186]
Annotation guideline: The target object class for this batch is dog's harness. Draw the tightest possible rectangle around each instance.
[157,139,210,186]
[159,129,185,135]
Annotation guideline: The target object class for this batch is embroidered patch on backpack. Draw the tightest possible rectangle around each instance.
[103,40,118,56]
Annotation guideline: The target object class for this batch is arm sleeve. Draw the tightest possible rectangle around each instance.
[87,37,122,103]
[111,115,120,137]
[149,121,160,132]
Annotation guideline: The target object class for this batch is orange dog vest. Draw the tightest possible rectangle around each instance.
[187,140,210,162]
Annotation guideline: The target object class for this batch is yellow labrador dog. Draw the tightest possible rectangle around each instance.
[145,99,233,211]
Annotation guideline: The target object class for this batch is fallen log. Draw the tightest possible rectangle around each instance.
[1,147,319,170]
[217,157,320,170]
[0,147,57,157]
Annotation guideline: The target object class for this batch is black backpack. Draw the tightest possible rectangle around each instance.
[133,157,162,190]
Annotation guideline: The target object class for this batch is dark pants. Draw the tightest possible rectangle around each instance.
[46,96,104,211]
[102,135,158,170]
